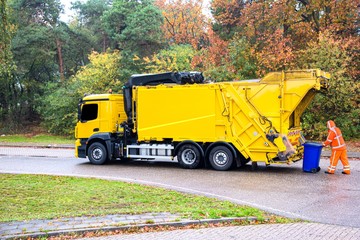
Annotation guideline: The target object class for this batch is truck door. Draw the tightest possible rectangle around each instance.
[77,102,100,139]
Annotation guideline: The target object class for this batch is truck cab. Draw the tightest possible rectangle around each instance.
[75,94,127,161]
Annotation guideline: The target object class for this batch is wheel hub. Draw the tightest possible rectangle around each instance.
[181,149,196,164]
[214,152,227,166]
[92,148,103,160]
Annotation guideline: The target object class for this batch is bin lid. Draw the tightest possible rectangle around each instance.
[303,142,323,148]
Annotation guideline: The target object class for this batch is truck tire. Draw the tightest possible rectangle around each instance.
[88,142,108,165]
[208,146,233,171]
[177,144,202,169]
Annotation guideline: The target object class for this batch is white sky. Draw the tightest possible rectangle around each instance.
[60,0,78,22]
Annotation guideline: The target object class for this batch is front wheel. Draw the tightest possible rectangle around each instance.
[88,142,108,165]
[177,144,202,169]
[208,146,233,171]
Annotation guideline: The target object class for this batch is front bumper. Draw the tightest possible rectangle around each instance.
[75,139,87,158]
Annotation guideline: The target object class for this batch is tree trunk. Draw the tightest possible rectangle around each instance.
[56,38,64,81]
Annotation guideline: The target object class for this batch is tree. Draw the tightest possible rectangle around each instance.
[144,44,196,72]
[0,0,14,74]
[235,0,359,48]
[226,35,258,80]
[118,4,164,57]
[102,0,164,57]
[71,50,124,95]
[11,0,62,26]
[211,0,359,74]
[56,22,94,78]
[254,28,295,75]
[192,28,232,81]
[5,0,66,129]
[297,32,359,139]
[11,0,66,78]
[193,30,258,81]
[8,0,102,129]
[0,0,17,130]
[71,0,112,52]
[295,0,359,37]
[41,50,125,135]
[155,0,209,47]
[211,0,246,40]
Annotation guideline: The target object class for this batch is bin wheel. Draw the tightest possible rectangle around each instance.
[311,167,321,173]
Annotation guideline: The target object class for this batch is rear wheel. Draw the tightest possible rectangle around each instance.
[88,142,108,165]
[208,146,233,171]
[177,144,202,169]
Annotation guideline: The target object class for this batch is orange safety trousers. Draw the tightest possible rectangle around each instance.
[327,149,350,174]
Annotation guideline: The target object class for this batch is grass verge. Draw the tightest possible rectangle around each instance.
[0,174,289,223]
[0,134,73,145]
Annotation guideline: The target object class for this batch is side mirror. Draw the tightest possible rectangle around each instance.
[77,103,82,121]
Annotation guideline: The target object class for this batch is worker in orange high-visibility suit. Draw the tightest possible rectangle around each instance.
[322,120,350,174]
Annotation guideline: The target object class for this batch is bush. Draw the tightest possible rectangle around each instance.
[39,82,79,136]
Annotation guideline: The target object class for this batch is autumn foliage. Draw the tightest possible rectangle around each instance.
[155,0,208,47]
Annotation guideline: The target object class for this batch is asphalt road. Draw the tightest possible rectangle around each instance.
[0,146,359,228]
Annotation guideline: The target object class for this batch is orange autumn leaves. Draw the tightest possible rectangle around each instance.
[150,0,358,80]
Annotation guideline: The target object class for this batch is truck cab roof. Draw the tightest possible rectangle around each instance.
[82,94,122,101]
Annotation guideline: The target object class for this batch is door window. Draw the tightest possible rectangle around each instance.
[81,104,98,121]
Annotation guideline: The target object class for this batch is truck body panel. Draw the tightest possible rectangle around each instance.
[136,84,217,142]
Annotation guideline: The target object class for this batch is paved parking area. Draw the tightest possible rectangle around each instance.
[79,223,360,240]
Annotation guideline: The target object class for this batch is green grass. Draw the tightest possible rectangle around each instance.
[0,174,276,223]
[0,134,73,144]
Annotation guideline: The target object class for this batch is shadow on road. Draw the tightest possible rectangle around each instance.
[77,159,303,174]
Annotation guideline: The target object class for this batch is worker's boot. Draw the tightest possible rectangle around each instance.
[325,166,335,174]
[342,166,351,175]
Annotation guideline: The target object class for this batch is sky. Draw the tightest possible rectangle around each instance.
[59,0,78,22]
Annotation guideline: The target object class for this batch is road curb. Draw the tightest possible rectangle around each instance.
[1,217,258,240]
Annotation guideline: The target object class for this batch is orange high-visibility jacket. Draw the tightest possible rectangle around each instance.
[323,120,346,150]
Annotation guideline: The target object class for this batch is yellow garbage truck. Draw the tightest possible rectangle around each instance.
[75,69,330,170]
